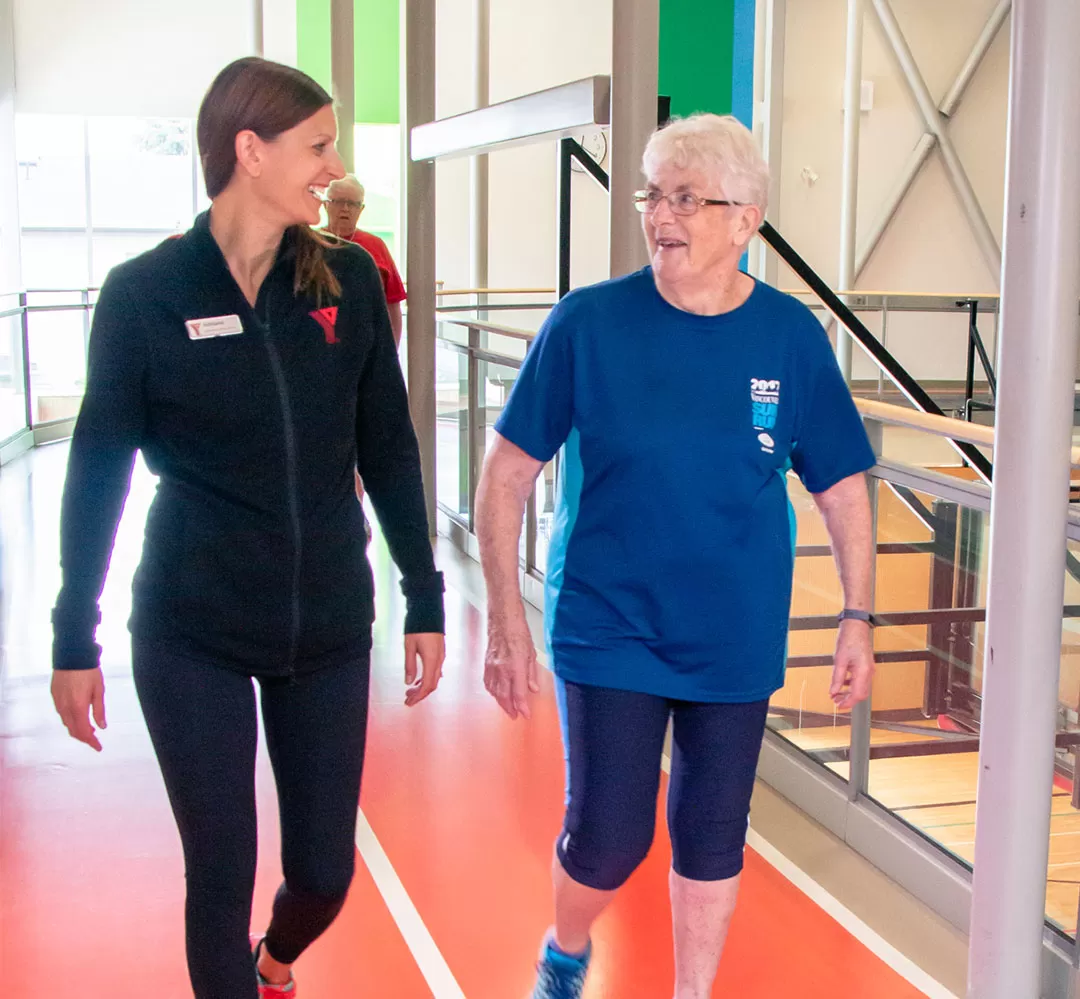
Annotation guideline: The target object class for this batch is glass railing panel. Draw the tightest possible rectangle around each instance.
[864,481,987,871]
[479,359,521,461]
[768,475,847,774]
[437,321,469,348]
[434,319,538,560]
[877,424,983,471]
[478,329,529,361]
[435,341,469,523]
[0,311,27,440]
[26,307,86,424]
[1046,539,1080,939]
[474,358,523,559]
[771,471,995,796]
[534,458,556,576]
[440,308,550,334]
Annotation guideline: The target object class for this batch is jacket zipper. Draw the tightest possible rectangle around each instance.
[261,319,303,675]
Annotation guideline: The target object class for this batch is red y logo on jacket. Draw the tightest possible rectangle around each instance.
[310,307,339,344]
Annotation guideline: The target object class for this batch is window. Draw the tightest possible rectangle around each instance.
[88,117,194,231]
[14,114,204,423]
[353,123,401,257]
[16,113,201,291]
[16,115,87,230]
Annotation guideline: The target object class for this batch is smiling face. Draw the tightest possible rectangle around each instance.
[237,104,346,227]
[641,161,755,291]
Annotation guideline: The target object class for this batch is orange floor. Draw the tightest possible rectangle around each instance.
[0,444,932,997]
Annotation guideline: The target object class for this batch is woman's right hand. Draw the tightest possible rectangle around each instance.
[51,668,107,752]
[484,621,539,720]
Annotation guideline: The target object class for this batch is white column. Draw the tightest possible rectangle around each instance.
[470,0,489,295]
[967,1,1080,995]
[330,0,355,173]
[836,0,863,381]
[405,0,438,532]
[253,0,265,57]
[752,0,785,286]
[609,0,659,278]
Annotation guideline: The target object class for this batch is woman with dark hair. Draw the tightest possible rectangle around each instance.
[49,57,445,998]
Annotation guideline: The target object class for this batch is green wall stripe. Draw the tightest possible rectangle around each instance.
[296,0,399,125]
[659,0,736,118]
[355,0,400,125]
[296,0,332,97]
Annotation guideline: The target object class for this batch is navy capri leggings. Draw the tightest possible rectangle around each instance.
[555,678,769,891]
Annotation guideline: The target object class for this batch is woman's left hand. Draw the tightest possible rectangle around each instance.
[830,620,875,709]
[404,632,445,707]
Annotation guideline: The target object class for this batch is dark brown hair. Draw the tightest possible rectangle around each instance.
[197,57,341,303]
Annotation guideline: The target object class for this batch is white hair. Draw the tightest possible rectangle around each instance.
[642,114,769,212]
[328,175,365,202]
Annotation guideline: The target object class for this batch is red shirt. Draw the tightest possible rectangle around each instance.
[346,230,407,305]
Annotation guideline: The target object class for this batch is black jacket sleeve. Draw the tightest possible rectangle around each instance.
[52,274,146,670]
[355,288,445,635]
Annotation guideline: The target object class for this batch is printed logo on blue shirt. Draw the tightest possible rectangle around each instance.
[751,378,781,432]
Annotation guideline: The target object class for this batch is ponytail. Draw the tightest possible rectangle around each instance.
[291,225,342,305]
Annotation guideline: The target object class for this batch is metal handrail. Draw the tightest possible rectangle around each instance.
[432,318,1034,471]
[6,285,545,299]
[856,397,1080,469]
[438,317,537,342]
[436,303,554,314]
[785,288,1001,306]
[435,286,555,296]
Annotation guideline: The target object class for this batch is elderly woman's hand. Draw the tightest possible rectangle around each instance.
[483,620,539,720]
[830,620,875,709]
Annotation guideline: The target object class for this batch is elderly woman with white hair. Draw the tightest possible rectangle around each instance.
[475,113,876,998]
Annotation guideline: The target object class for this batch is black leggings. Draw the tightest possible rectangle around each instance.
[133,642,370,999]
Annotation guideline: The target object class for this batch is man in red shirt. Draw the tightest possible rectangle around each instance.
[324,175,406,346]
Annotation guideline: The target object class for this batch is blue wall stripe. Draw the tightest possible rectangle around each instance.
[731,0,757,128]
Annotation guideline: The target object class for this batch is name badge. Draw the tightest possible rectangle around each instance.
[185,314,244,340]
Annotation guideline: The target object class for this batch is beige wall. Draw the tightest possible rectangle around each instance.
[768,0,1009,383]
[434,0,612,294]
[13,0,257,118]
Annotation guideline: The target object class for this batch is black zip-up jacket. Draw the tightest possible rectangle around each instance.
[52,211,444,675]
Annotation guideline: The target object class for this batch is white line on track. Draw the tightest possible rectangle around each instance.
[660,752,959,999]
[355,807,468,999]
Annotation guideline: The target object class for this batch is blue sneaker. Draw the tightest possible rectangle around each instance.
[531,934,591,999]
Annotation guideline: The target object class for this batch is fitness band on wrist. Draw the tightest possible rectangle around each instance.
[837,608,875,626]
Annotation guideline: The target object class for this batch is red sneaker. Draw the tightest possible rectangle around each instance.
[251,935,297,997]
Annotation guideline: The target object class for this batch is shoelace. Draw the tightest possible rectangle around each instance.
[534,959,587,999]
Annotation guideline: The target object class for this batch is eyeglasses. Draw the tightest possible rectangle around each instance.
[633,190,744,216]
[327,198,363,210]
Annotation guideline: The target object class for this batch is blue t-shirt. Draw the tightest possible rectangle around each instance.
[494,267,875,702]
